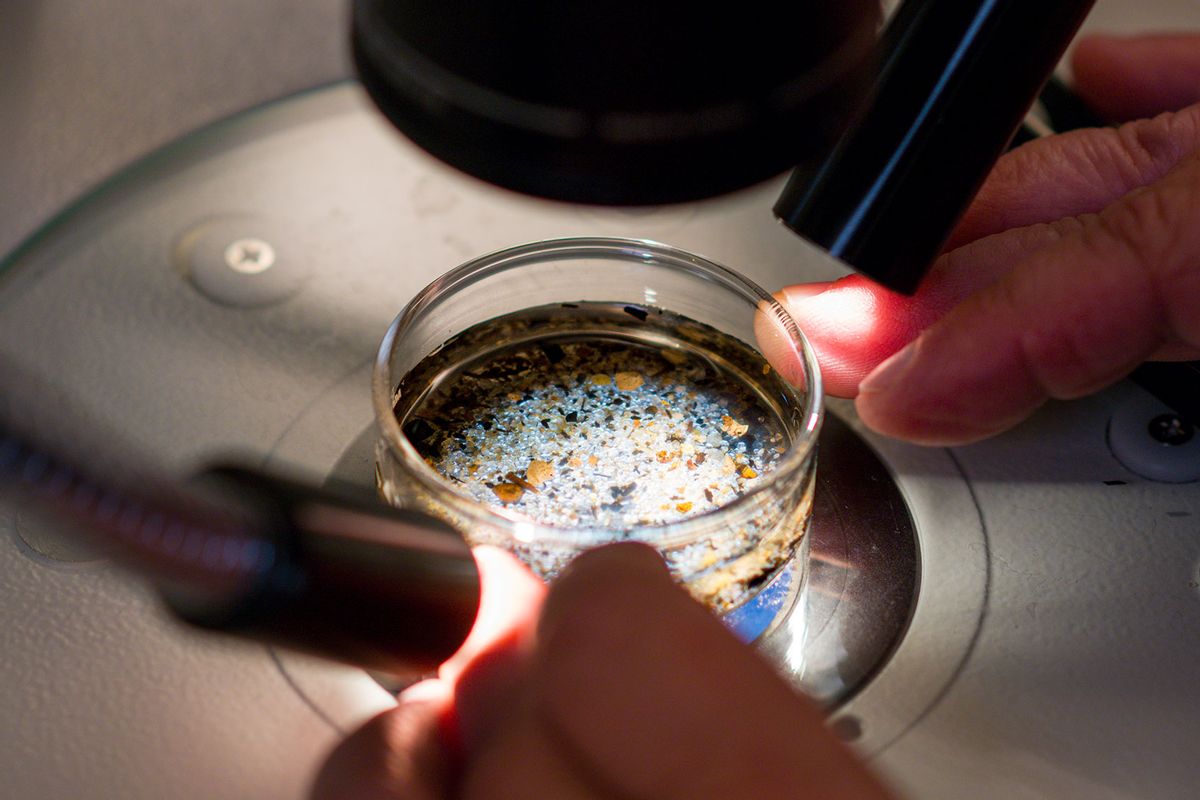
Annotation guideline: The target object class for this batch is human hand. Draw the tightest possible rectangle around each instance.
[774,33,1200,445]
[311,544,895,799]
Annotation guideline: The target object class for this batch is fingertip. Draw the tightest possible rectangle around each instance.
[755,291,816,391]
[1071,31,1116,64]
[771,283,865,397]
[563,539,669,577]
[442,546,545,682]
[1071,32,1133,80]
[1070,33,1132,120]
[440,546,545,754]
[775,276,927,398]
[537,542,672,642]
[1071,32,1200,121]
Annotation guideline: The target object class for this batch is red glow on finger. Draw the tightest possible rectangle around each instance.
[437,546,545,755]
[754,299,813,390]
[440,546,545,686]
[773,276,933,397]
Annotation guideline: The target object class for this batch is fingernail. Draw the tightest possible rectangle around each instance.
[859,344,917,396]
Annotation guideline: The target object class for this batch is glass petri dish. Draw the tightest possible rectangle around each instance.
[373,237,822,619]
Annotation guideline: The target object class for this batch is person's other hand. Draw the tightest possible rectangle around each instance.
[311,544,895,799]
[774,33,1200,445]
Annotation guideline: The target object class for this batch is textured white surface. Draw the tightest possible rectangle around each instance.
[877,387,1200,800]
[0,545,384,799]
[0,0,348,259]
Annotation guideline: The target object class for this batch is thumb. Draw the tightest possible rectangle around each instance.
[855,154,1200,445]
[528,543,895,800]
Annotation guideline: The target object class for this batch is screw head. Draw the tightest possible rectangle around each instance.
[223,238,276,275]
[1147,413,1194,446]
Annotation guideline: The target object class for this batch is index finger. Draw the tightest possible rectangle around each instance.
[1072,33,1200,122]
[774,104,1200,398]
